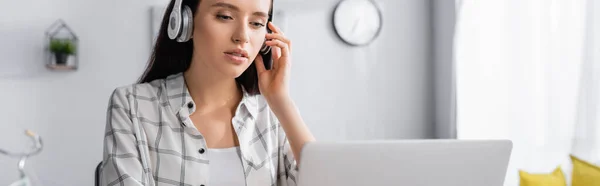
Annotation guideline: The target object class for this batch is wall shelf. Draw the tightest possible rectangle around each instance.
[46,64,78,71]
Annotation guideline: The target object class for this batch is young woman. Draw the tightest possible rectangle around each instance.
[100,0,315,185]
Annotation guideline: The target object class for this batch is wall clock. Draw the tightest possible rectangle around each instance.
[333,0,383,46]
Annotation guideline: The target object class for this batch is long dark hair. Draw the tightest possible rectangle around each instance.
[138,0,270,95]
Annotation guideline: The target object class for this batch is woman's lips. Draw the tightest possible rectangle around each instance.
[224,52,248,64]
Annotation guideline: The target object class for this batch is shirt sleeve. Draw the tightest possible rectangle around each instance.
[100,87,150,186]
[275,114,299,186]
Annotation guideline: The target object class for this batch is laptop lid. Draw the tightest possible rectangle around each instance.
[297,139,512,186]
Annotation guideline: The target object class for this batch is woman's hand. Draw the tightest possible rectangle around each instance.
[255,22,292,104]
[255,23,316,163]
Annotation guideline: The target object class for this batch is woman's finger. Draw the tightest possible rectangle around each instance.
[266,33,291,53]
[266,33,290,45]
[268,22,284,35]
[275,45,283,69]
[265,39,290,58]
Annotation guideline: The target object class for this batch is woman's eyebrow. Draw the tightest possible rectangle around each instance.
[211,2,269,18]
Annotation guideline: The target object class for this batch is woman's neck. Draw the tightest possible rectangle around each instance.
[183,62,242,114]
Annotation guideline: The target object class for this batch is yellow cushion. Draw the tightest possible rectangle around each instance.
[519,166,566,186]
[571,154,600,186]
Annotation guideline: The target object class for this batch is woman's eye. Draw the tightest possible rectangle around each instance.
[216,14,233,20]
[251,22,265,28]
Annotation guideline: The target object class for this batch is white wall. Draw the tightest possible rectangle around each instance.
[0,0,166,185]
[277,0,433,141]
[0,0,433,185]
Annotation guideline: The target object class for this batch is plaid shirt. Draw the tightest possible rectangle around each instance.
[100,73,298,186]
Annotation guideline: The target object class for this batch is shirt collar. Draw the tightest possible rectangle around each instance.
[164,72,258,119]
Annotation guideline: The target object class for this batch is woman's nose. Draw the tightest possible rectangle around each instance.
[231,25,250,44]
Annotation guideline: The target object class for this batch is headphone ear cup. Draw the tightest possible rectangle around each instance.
[167,0,183,40]
[177,5,193,42]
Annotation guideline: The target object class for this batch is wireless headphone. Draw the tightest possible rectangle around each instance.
[167,0,273,57]
[167,0,193,42]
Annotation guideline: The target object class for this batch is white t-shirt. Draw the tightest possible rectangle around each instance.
[207,146,247,186]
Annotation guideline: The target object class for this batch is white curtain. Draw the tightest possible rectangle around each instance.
[454,0,598,186]
[572,0,600,164]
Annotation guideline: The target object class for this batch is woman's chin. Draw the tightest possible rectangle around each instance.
[223,67,250,79]
[212,60,251,78]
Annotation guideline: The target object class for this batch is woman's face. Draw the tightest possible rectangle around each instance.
[191,0,271,78]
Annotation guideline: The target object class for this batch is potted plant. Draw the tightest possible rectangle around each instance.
[49,38,76,65]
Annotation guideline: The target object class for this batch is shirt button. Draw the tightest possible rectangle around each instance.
[187,102,194,109]
[199,148,205,154]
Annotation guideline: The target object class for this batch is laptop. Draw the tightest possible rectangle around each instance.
[296,139,512,186]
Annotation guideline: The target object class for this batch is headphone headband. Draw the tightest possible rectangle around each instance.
[168,0,274,43]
